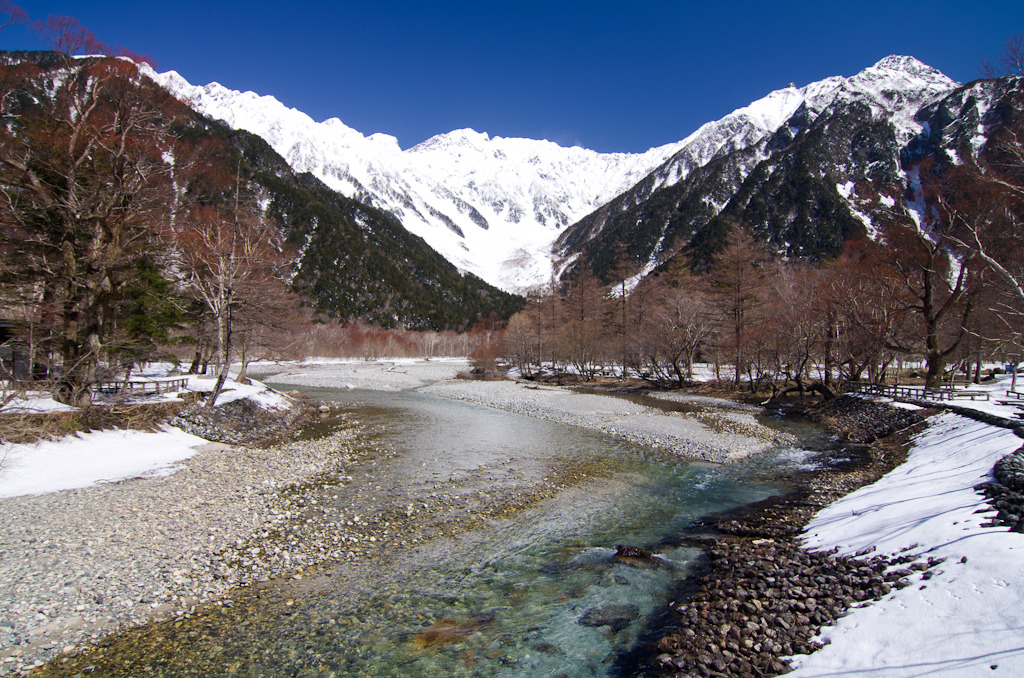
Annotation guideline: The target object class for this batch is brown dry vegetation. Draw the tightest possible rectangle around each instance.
[0,402,182,445]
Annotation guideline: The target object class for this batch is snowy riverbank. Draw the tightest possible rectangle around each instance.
[788,411,1024,676]
[3,360,1024,675]
[0,374,332,674]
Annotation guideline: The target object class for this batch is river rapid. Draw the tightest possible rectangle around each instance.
[37,367,840,677]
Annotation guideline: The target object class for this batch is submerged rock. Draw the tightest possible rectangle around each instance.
[410,613,497,650]
[613,545,661,569]
[578,604,640,632]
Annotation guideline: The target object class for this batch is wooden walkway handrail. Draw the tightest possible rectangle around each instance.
[845,382,989,402]
[94,376,190,395]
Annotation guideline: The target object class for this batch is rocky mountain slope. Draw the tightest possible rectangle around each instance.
[555,56,965,279]
[1,51,523,330]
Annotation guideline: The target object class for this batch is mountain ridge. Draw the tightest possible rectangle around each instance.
[145,64,685,292]
[0,50,524,330]
[144,55,965,291]
[554,55,963,279]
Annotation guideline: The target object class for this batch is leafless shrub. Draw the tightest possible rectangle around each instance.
[0,402,182,445]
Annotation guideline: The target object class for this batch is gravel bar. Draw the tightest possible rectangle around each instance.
[0,422,370,675]
[421,380,795,463]
[270,360,795,461]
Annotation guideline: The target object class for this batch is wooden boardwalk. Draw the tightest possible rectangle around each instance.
[94,376,190,396]
[845,382,990,402]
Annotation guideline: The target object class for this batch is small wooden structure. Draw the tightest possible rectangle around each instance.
[94,377,190,396]
[845,382,990,402]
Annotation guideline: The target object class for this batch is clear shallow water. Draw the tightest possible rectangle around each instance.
[44,386,828,677]
[243,387,807,677]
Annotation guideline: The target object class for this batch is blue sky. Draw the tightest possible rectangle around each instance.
[4,1,1023,153]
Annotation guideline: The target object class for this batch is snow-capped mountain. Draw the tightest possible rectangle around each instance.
[145,55,961,292]
[145,65,684,292]
[555,55,962,280]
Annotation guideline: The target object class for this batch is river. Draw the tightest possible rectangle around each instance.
[39,382,837,677]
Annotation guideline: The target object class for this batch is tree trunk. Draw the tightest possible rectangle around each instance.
[925,354,945,389]
[206,307,232,409]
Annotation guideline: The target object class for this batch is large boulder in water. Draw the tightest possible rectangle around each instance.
[577,604,640,632]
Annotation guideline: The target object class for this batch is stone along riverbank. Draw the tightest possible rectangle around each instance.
[644,395,940,677]
[0,416,379,675]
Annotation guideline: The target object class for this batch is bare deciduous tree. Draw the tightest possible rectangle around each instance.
[175,196,290,406]
[981,33,1024,78]
[0,57,183,404]
[0,1,26,30]
[707,227,771,388]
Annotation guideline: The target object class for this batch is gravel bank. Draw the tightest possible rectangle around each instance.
[0,419,375,676]
[267,359,467,392]
[421,380,795,463]
[269,361,794,463]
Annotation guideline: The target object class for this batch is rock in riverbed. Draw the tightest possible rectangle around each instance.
[578,604,640,632]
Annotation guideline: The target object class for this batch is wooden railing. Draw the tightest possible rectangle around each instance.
[845,382,990,402]
[94,377,190,395]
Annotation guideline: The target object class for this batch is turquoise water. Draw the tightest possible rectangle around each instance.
[231,387,802,677]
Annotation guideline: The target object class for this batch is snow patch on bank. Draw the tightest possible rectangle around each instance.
[0,370,293,499]
[0,427,208,499]
[790,413,1024,676]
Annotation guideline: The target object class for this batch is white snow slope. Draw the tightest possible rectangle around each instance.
[791,410,1024,677]
[143,56,956,292]
[145,65,684,292]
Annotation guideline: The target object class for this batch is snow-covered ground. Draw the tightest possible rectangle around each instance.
[791,409,1024,676]
[0,367,292,500]
[0,427,209,500]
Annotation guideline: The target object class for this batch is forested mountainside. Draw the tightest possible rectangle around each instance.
[221,127,524,329]
[0,51,523,330]
[554,56,983,279]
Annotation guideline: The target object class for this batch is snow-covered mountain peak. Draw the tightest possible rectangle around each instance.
[144,65,686,291]
[412,127,492,152]
[870,54,951,81]
[649,54,958,191]
[845,55,958,98]
[555,55,963,279]
[142,56,960,293]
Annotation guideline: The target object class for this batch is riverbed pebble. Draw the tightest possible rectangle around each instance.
[0,419,369,676]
